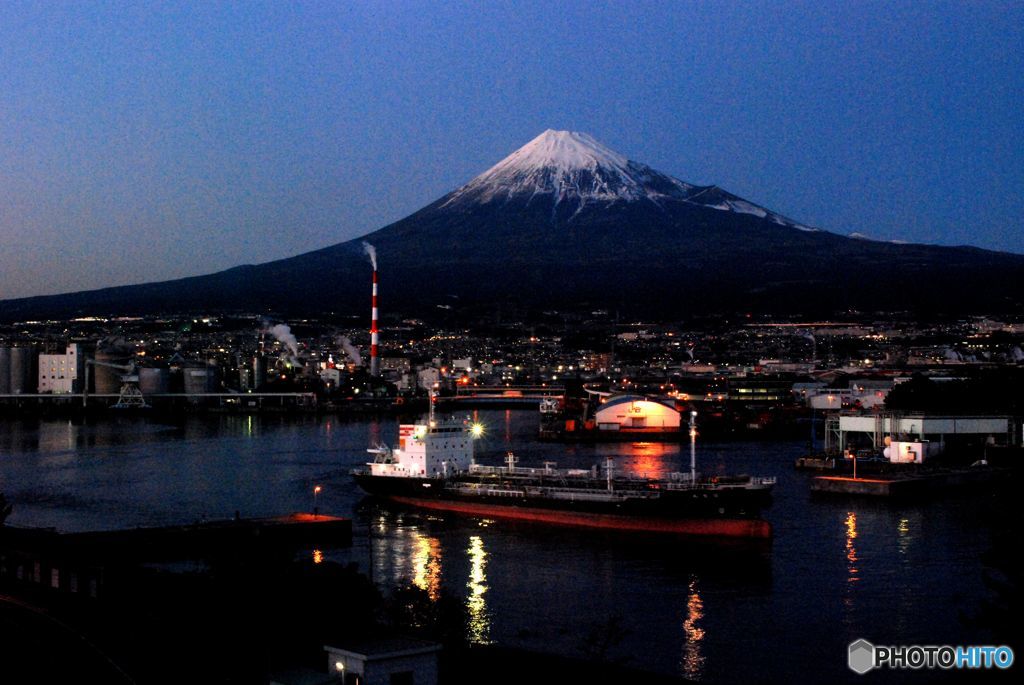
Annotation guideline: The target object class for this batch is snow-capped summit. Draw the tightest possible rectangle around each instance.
[488,129,632,173]
[441,129,815,230]
[442,129,695,211]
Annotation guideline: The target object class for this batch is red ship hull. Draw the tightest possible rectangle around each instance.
[388,495,772,539]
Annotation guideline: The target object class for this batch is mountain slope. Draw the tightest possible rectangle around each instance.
[2,130,1022,321]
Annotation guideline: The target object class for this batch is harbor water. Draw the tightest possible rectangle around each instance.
[0,410,1012,683]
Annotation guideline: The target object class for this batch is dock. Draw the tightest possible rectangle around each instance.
[1,513,352,602]
[810,467,1005,498]
[3,512,351,561]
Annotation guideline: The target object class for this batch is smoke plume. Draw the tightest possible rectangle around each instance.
[362,241,377,271]
[264,323,301,366]
[336,335,362,366]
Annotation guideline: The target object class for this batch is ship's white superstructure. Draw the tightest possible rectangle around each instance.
[368,417,475,478]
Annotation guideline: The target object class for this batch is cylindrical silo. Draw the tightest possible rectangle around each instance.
[0,348,10,395]
[138,367,170,395]
[183,367,207,396]
[9,347,35,394]
[184,366,219,395]
[253,354,266,390]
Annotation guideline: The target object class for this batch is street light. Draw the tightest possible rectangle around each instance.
[313,484,322,516]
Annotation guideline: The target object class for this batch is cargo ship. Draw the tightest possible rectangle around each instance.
[352,401,775,539]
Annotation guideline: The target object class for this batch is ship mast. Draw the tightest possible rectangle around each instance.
[689,410,698,482]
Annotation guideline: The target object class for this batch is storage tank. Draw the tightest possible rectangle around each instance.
[9,347,36,394]
[93,350,129,395]
[183,365,219,395]
[0,347,10,395]
[252,356,268,387]
[138,367,170,395]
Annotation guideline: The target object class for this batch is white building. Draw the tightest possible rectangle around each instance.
[324,639,441,685]
[319,367,342,390]
[594,394,681,431]
[37,344,84,394]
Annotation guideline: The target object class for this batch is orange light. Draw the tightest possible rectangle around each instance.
[313,549,324,564]
[314,485,322,494]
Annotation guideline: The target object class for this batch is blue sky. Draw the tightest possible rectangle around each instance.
[1,1,1021,299]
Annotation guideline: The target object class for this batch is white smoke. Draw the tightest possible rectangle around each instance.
[264,323,301,366]
[362,241,377,271]
[1012,346,1024,362]
[336,335,362,365]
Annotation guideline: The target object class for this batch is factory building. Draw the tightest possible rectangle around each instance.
[417,367,441,392]
[37,344,85,394]
[594,394,681,432]
[831,414,1020,457]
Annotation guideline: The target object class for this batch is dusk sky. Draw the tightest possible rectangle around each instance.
[1,1,1021,300]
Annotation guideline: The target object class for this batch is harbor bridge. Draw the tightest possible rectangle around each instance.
[446,385,565,405]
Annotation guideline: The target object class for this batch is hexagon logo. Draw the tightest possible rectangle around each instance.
[848,639,875,675]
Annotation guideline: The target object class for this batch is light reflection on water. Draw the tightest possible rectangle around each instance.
[466,534,491,644]
[368,511,492,644]
[841,511,860,626]
[845,511,859,585]
[412,533,443,601]
[681,575,706,680]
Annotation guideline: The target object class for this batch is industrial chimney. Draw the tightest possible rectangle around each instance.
[370,267,380,376]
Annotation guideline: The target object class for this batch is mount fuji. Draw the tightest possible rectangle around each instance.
[2,130,1022,320]
[439,130,810,229]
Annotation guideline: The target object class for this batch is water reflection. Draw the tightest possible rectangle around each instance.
[844,511,859,584]
[841,511,860,626]
[893,515,913,635]
[466,534,491,644]
[680,575,706,680]
[412,534,443,601]
[594,441,681,479]
[369,513,446,603]
[896,517,910,556]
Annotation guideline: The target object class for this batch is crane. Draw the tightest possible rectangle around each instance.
[83,358,149,409]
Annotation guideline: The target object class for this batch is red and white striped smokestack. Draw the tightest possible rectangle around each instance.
[370,268,380,376]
